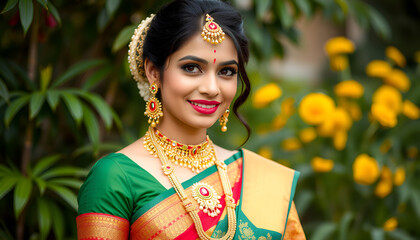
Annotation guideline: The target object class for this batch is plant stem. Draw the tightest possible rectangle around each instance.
[28,4,39,82]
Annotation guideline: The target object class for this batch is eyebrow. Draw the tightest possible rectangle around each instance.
[178,55,238,66]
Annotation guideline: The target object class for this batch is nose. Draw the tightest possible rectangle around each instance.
[198,73,219,97]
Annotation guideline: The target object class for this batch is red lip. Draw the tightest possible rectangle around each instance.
[188,100,220,114]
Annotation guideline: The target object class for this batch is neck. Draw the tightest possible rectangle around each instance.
[155,119,208,146]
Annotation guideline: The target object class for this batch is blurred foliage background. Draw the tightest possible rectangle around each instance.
[1,0,419,239]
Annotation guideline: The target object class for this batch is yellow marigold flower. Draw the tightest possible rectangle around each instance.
[311,157,334,172]
[366,60,392,78]
[380,166,392,181]
[258,147,272,159]
[375,179,393,198]
[252,83,282,108]
[299,127,317,143]
[317,107,352,137]
[353,154,380,185]
[415,51,420,63]
[333,130,347,151]
[402,100,420,120]
[380,139,392,153]
[334,80,364,99]
[383,69,410,92]
[383,217,398,231]
[407,146,418,159]
[281,138,302,151]
[371,103,397,128]
[372,85,402,114]
[298,93,335,125]
[281,97,295,117]
[330,55,349,71]
[272,114,288,130]
[386,46,406,67]
[325,36,355,57]
[394,167,405,186]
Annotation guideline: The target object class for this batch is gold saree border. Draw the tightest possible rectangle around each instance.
[76,212,129,240]
[241,149,296,235]
[130,158,243,240]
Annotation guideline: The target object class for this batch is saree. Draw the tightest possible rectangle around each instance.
[77,149,305,239]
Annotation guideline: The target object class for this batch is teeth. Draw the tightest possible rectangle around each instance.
[190,102,216,109]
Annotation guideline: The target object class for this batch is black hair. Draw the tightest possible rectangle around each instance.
[143,0,251,145]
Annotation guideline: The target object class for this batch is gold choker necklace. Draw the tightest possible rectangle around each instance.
[144,129,216,173]
[145,127,237,239]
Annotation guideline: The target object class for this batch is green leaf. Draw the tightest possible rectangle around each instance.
[311,222,336,240]
[36,0,48,9]
[40,166,87,180]
[32,154,61,176]
[47,184,77,210]
[4,94,30,126]
[82,67,112,90]
[106,0,121,17]
[47,1,61,26]
[0,78,9,102]
[256,0,272,20]
[46,89,60,111]
[97,8,110,32]
[387,229,416,240]
[367,5,391,40]
[411,188,420,218]
[51,59,106,88]
[338,212,353,240]
[8,61,35,90]
[48,178,83,189]
[294,0,312,16]
[0,59,17,89]
[111,108,122,131]
[37,198,52,240]
[82,104,100,148]
[0,177,17,200]
[1,0,18,14]
[34,177,47,195]
[61,92,83,124]
[49,202,64,240]
[40,65,52,92]
[14,176,33,218]
[19,0,34,36]
[276,0,293,28]
[0,164,14,176]
[112,24,137,53]
[80,92,113,129]
[29,91,45,119]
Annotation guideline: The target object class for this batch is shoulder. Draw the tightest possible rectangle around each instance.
[213,144,238,161]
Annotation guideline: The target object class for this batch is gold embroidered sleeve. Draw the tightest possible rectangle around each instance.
[77,213,129,240]
[284,202,306,240]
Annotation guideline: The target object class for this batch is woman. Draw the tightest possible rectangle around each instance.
[77,0,305,239]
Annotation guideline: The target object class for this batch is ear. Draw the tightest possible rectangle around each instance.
[144,58,161,86]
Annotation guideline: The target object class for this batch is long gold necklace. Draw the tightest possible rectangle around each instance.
[144,129,215,173]
[144,127,237,240]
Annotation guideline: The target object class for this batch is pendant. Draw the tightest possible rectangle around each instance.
[191,182,222,217]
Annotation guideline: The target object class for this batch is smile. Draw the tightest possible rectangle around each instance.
[188,100,220,114]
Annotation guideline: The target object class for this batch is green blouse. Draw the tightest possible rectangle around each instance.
[77,153,167,221]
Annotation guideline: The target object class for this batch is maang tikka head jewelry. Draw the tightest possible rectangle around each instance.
[219,108,229,132]
[144,83,163,127]
[201,14,225,45]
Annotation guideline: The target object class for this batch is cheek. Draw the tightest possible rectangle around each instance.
[223,80,238,102]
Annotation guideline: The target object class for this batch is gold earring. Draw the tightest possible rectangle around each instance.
[144,83,163,128]
[219,108,229,132]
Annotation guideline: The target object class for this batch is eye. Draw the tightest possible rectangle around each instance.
[182,64,201,73]
[219,67,237,77]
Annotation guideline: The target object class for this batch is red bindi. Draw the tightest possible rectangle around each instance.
[214,50,216,53]
[213,58,216,64]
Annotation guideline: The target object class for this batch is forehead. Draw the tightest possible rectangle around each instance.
[170,33,238,61]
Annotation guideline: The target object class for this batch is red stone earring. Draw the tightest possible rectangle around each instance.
[144,83,163,128]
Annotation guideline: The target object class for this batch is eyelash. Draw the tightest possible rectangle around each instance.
[181,64,237,77]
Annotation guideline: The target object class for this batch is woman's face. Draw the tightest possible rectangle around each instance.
[158,33,238,133]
